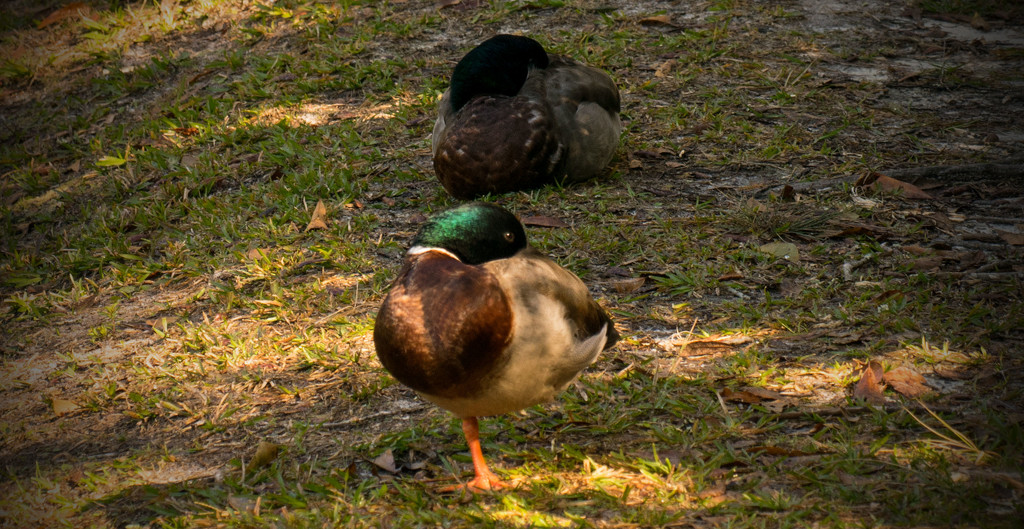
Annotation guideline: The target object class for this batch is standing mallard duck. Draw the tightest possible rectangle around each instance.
[431,35,622,199]
[373,202,619,491]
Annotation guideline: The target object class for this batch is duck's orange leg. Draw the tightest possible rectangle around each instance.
[461,417,507,491]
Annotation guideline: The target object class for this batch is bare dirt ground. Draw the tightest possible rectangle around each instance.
[1,0,1023,527]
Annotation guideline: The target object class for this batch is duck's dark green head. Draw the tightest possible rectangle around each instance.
[448,34,550,113]
[412,202,528,265]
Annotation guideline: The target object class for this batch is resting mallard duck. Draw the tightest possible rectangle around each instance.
[373,202,619,491]
[431,35,622,199]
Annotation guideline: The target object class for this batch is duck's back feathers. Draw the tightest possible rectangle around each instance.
[373,250,513,399]
[433,95,565,199]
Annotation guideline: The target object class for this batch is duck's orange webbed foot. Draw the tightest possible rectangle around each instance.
[439,417,510,493]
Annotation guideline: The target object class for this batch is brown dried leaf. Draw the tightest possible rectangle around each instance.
[653,60,674,78]
[853,360,886,405]
[722,387,768,404]
[759,242,800,263]
[305,200,328,232]
[742,386,783,400]
[639,14,678,27]
[781,185,796,201]
[634,148,673,159]
[902,244,931,255]
[609,277,645,294]
[824,329,864,345]
[373,448,398,473]
[883,366,930,398]
[933,366,970,380]
[52,398,80,416]
[227,495,259,514]
[38,2,92,29]
[911,256,943,271]
[995,230,1024,246]
[970,12,990,31]
[521,215,569,228]
[856,172,933,199]
[696,482,727,504]
[248,441,280,470]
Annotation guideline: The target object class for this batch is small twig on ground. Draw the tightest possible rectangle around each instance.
[725,286,747,300]
[842,255,875,281]
[755,175,857,197]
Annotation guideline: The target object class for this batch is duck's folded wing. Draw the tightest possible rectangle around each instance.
[545,56,620,115]
[431,89,454,156]
[542,57,622,182]
[485,247,618,386]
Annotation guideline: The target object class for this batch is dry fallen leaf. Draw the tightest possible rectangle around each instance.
[38,2,92,29]
[52,398,80,416]
[248,441,280,470]
[742,386,783,401]
[653,60,674,78]
[970,12,990,31]
[639,14,679,27]
[911,256,943,271]
[853,360,886,405]
[609,277,645,294]
[759,242,800,263]
[902,244,931,255]
[883,366,930,398]
[722,387,772,404]
[521,215,569,228]
[995,230,1024,246]
[696,482,727,505]
[856,172,933,200]
[305,200,328,232]
[373,448,398,473]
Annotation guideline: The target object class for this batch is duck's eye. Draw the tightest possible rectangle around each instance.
[503,231,515,242]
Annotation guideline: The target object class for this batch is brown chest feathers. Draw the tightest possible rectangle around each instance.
[373,252,514,399]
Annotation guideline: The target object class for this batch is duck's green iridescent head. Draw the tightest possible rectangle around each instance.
[412,202,527,265]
